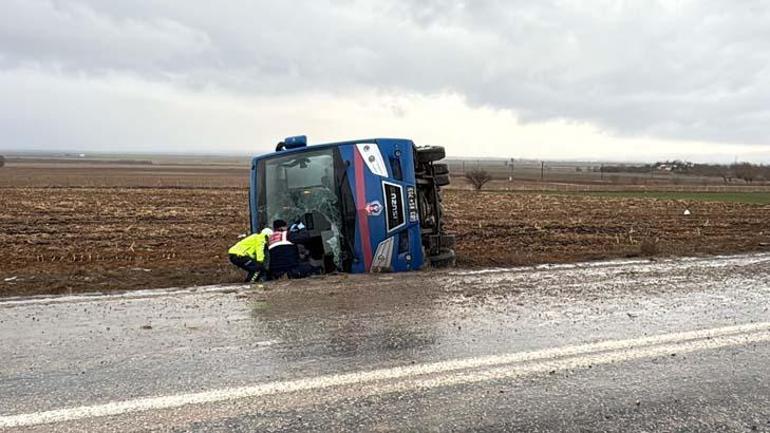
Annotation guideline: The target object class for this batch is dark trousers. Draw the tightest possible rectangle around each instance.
[229,254,264,283]
[270,262,321,280]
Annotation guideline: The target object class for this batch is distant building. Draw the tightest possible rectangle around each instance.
[654,161,693,172]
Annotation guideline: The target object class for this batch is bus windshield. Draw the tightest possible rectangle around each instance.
[258,148,344,268]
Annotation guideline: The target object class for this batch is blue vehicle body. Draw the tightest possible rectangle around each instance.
[249,137,434,273]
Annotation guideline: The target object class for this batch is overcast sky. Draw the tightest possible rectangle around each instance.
[2,0,770,162]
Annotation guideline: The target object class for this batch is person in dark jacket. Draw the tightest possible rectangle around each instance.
[267,219,320,279]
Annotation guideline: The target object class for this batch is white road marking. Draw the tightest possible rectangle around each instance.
[352,328,770,398]
[1,321,768,428]
[0,284,246,307]
[447,252,770,276]
[203,340,279,353]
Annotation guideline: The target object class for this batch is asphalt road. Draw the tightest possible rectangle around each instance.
[1,253,769,432]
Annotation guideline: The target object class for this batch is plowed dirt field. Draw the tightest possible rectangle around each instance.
[2,165,769,296]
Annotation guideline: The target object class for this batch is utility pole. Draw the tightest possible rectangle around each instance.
[541,161,545,182]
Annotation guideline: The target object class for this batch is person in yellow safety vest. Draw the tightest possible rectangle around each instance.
[228,228,273,283]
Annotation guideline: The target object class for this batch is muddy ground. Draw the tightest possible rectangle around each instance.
[1,165,769,297]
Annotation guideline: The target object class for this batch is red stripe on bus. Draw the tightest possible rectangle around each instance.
[354,148,373,271]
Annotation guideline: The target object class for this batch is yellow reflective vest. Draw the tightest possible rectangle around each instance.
[228,233,268,262]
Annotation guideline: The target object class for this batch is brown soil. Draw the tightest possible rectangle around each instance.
[1,165,769,297]
[444,191,770,267]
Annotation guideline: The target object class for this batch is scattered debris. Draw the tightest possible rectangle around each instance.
[3,276,18,282]
[683,209,691,216]
[140,324,153,330]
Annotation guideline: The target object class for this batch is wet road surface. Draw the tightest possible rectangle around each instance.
[1,253,769,432]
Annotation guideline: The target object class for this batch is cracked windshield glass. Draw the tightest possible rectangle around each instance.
[263,149,343,268]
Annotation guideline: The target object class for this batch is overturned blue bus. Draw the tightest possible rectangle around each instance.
[249,136,455,273]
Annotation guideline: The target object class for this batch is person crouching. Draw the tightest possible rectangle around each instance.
[228,228,272,283]
[267,219,320,279]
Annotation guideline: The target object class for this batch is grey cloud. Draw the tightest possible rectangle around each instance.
[0,0,213,75]
[2,0,770,146]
